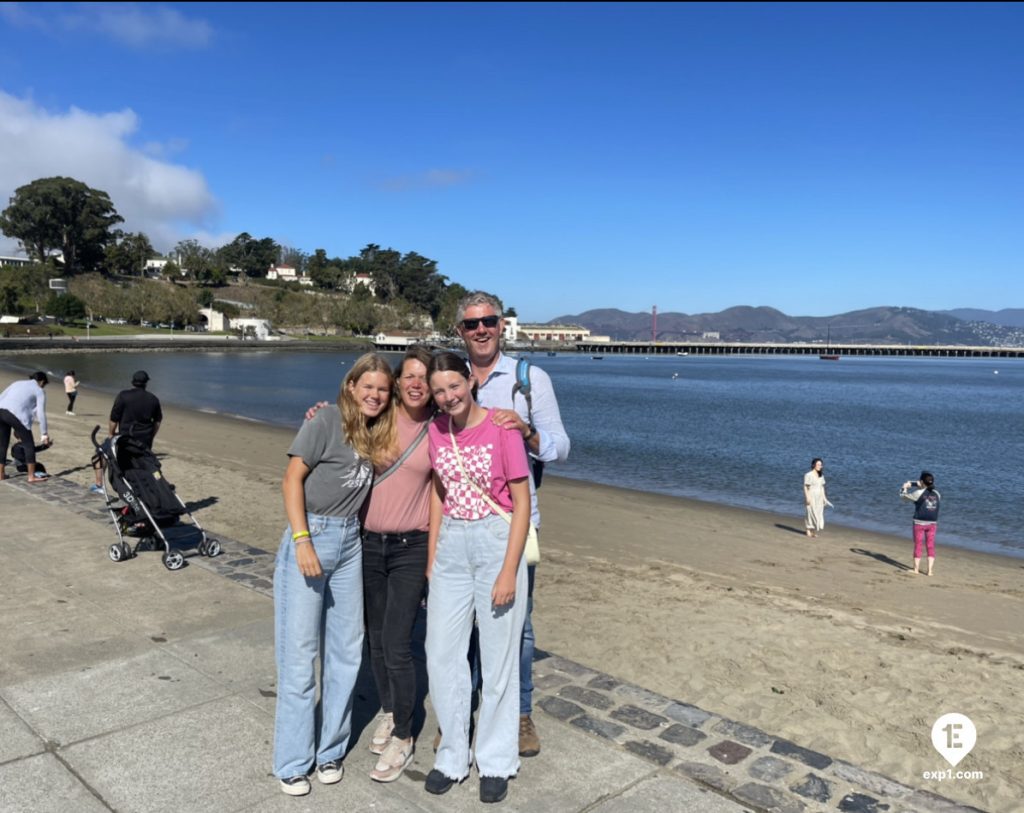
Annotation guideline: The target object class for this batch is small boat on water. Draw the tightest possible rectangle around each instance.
[676,351,689,356]
[819,325,840,360]
[591,355,604,360]
[546,352,557,357]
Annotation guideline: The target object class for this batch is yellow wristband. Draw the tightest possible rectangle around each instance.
[292,531,311,541]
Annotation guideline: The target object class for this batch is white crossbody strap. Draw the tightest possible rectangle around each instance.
[448,421,513,523]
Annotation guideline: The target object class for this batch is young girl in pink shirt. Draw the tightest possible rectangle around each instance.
[423,351,530,805]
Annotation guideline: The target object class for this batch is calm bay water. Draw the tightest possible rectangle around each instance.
[6,350,1023,558]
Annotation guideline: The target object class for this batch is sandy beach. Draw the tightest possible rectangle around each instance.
[2,368,1020,811]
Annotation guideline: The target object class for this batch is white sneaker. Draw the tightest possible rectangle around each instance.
[66,411,75,416]
[370,737,414,783]
[316,759,343,784]
[369,711,394,755]
[279,776,311,796]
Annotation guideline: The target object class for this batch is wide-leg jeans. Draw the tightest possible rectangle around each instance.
[427,514,527,780]
[273,514,363,779]
[361,529,428,740]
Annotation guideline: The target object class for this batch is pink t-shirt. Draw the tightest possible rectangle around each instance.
[429,410,530,520]
[362,411,432,533]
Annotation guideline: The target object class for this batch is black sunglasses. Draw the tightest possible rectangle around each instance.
[460,315,500,331]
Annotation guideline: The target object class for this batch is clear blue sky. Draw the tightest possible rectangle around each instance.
[1,2,1021,322]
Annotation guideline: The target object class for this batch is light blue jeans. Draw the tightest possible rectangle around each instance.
[273,514,363,779]
[427,514,527,780]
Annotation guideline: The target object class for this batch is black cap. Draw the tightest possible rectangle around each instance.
[131,370,150,386]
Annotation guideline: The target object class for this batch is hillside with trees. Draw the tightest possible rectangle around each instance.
[1,175,469,336]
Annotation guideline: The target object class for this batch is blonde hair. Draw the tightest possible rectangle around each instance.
[337,353,397,468]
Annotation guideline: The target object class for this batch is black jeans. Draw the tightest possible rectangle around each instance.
[0,409,35,467]
[361,529,428,739]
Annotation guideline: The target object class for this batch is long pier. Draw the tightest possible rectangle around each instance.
[573,341,1024,358]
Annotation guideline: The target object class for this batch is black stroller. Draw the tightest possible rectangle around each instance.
[91,426,221,570]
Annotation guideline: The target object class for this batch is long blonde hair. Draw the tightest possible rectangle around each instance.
[338,353,397,468]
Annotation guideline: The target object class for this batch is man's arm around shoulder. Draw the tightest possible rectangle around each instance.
[529,366,570,464]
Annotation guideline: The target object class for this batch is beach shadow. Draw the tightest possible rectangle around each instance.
[851,548,911,572]
[184,496,219,512]
[774,523,807,536]
[52,463,93,477]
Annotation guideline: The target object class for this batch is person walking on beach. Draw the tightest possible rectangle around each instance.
[803,458,832,537]
[273,353,396,797]
[109,371,163,448]
[63,370,80,415]
[900,471,941,576]
[0,371,51,484]
[455,290,570,758]
[423,351,531,804]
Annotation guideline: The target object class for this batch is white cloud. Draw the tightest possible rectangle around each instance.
[1,3,212,49]
[0,90,219,255]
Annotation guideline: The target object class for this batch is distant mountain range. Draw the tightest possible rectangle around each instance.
[940,308,1024,328]
[547,306,1024,346]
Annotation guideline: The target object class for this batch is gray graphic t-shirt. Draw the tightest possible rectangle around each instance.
[288,405,372,517]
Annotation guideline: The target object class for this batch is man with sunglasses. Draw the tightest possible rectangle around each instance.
[454,290,570,758]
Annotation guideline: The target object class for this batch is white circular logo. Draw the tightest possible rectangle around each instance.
[931,713,976,768]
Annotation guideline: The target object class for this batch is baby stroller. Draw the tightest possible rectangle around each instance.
[91,425,221,570]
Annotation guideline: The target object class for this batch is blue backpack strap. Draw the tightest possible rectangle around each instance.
[511,357,534,428]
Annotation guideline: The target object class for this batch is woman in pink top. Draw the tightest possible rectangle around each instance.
[423,351,530,805]
[362,346,435,783]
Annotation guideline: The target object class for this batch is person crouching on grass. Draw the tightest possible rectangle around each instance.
[273,353,396,797]
[423,351,530,805]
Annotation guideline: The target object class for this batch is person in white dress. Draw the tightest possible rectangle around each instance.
[803,458,832,538]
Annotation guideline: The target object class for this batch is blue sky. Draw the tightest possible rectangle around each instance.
[1,2,1021,322]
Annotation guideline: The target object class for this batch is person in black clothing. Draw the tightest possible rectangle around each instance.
[92,371,164,494]
[109,370,163,448]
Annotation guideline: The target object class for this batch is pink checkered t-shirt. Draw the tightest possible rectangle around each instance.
[428,411,530,519]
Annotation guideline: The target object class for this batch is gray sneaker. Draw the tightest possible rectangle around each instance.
[279,775,311,796]
[316,759,343,784]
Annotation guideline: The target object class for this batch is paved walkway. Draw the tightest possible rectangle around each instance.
[0,477,984,812]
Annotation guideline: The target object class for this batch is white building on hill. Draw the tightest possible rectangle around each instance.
[267,265,313,286]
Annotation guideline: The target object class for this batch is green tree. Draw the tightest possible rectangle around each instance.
[307,249,329,276]
[0,177,124,273]
[396,251,447,317]
[0,263,51,315]
[280,246,308,274]
[45,292,87,323]
[105,231,154,276]
[435,282,469,334]
[173,239,212,280]
[340,296,380,335]
[0,282,19,314]
[69,273,121,320]
[216,232,279,278]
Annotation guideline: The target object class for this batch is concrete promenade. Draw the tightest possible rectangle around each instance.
[0,477,984,812]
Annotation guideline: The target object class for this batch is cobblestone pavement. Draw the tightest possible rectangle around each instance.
[8,475,988,813]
